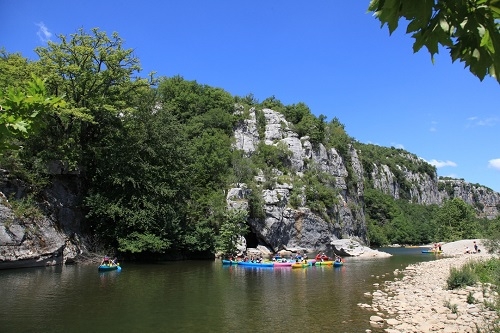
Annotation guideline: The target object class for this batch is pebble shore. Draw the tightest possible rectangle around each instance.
[360,241,499,333]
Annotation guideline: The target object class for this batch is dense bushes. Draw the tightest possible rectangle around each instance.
[446,258,500,290]
[447,264,477,289]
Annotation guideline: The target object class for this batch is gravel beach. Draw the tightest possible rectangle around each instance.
[360,239,499,332]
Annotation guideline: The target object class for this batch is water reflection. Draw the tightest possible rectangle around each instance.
[0,248,437,333]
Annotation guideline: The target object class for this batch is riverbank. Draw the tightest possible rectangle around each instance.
[360,239,499,332]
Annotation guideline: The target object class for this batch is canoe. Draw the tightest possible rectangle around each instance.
[291,261,313,268]
[237,261,274,268]
[333,261,344,267]
[221,259,239,265]
[273,261,294,267]
[315,261,334,266]
[422,250,442,254]
[98,264,121,272]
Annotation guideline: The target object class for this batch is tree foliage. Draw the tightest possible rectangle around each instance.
[369,0,500,84]
[0,76,65,152]
[434,197,480,241]
[215,209,249,256]
[364,187,488,246]
[33,27,151,167]
[85,102,192,253]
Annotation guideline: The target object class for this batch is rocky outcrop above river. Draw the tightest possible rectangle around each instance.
[438,179,500,219]
[231,107,366,252]
[0,169,82,269]
[231,106,500,253]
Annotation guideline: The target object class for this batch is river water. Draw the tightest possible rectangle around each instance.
[0,248,438,333]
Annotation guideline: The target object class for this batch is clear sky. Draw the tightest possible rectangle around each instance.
[2,1,499,192]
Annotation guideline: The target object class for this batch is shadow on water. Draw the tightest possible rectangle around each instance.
[0,247,439,333]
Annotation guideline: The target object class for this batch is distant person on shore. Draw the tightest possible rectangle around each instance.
[473,241,481,253]
[465,246,471,254]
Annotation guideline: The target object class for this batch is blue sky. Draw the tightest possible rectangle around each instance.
[2,1,499,192]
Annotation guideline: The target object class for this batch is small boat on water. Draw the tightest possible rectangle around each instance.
[98,256,121,272]
[273,261,294,267]
[333,261,344,267]
[291,261,314,269]
[422,250,442,254]
[98,264,121,272]
[238,261,274,268]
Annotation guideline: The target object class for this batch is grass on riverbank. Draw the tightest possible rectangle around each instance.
[446,258,500,290]
[447,258,500,332]
[447,258,500,289]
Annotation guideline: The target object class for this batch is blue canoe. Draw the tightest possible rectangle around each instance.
[333,261,344,267]
[422,250,442,254]
[98,264,122,272]
[237,261,274,268]
[222,259,239,265]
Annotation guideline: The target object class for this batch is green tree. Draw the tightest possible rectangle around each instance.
[155,76,238,255]
[484,216,500,253]
[369,0,500,84]
[231,150,256,184]
[247,182,266,219]
[0,76,65,152]
[325,117,351,157]
[33,27,151,168]
[215,209,249,256]
[0,50,44,88]
[260,95,285,113]
[85,100,192,254]
[434,198,479,241]
[283,102,311,125]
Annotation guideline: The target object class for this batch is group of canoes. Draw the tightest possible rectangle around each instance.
[222,253,344,268]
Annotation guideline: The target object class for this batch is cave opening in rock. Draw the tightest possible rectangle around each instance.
[244,229,259,248]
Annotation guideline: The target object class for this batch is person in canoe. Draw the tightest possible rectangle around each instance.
[101,256,111,266]
[316,252,329,262]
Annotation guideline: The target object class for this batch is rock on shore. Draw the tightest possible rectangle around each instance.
[360,240,499,332]
[331,239,392,258]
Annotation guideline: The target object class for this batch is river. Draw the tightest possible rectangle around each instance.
[0,247,438,333]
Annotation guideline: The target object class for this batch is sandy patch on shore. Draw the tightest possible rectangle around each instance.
[439,239,488,256]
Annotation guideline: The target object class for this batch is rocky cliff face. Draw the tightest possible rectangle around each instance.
[0,169,82,269]
[370,159,500,219]
[229,107,366,253]
[438,178,500,219]
[370,157,440,205]
[229,107,500,253]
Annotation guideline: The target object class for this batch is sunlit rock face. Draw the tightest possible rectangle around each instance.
[230,106,499,254]
[231,107,366,252]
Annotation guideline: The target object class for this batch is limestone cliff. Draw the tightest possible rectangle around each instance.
[0,169,82,269]
[228,107,500,253]
[229,107,366,253]
[370,157,500,219]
